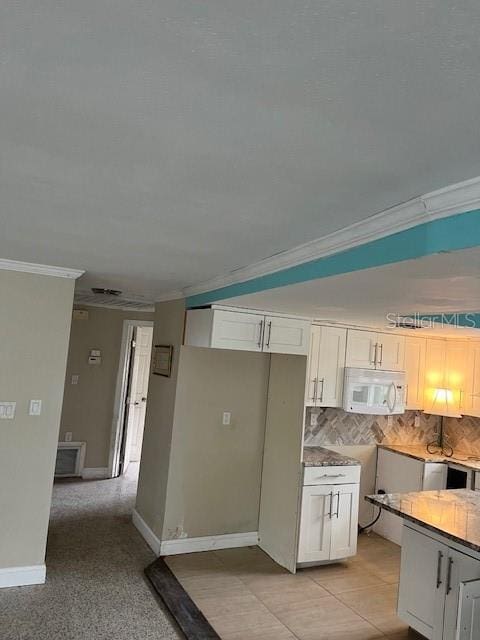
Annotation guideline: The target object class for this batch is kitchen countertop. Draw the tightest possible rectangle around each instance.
[303,446,361,467]
[366,489,480,554]
[379,444,480,472]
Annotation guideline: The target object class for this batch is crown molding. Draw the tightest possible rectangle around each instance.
[180,175,480,301]
[0,258,84,279]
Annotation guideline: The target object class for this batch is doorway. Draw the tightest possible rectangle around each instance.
[109,320,154,478]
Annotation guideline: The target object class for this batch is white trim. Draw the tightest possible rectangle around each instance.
[160,532,259,556]
[0,564,46,589]
[132,509,161,555]
[108,319,155,478]
[81,467,109,480]
[0,258,84,279]
[164,174,480,301]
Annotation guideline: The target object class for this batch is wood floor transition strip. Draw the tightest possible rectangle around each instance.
[145,557,220,640]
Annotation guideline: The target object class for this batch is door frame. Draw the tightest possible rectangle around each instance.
[107,319,154,478]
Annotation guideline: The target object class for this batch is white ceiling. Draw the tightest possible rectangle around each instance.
[2,2,480,299]
[223,247,480,336]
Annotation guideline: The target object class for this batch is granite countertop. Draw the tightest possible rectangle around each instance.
[303,446,361,467]
[379,444,480,472]
[366,489,480,554]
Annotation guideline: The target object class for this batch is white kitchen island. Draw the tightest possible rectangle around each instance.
[367,489,480,640]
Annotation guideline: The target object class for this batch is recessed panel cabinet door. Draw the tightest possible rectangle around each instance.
[263,316,311,356]
[398,526,447,640]
[210,310,264,352]
[456,579,480,640]
[405,337,426,409]
[377,333,405,371]
[329,483,359,560]
[345,330,377,369]
[297,485,332,563]
[317,326,347,407]
[443,549,480,640]
[466,341,480,417]
[306,325,321,405]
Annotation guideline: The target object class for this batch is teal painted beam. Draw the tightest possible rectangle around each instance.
[186,209,480,308]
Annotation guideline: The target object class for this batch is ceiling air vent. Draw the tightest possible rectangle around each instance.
[74,288,154,311]
[394,317,422,330]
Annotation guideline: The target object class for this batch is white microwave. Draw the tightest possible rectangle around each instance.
[343,368,406,415]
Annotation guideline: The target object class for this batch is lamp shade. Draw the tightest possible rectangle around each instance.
[427,387,462,418]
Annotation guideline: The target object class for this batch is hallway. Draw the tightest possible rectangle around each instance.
[0,467,181,640]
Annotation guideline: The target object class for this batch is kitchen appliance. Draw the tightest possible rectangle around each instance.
[343,367,406,415]
[446,463,474,490]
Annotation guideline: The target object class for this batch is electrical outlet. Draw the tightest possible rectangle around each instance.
[387,415,394,427]
[65,432,73,442]
[414,414,421,428]
[222,412,232,426]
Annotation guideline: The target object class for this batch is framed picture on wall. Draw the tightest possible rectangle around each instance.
[152,344,173,377]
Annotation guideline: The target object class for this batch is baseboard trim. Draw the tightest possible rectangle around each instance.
[160,531,259,556]
[132,510,259,557]
[132,509,161,555]
[0,564,46,589]
[81,467,109,480]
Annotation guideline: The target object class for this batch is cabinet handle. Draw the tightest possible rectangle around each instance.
[335,491,340,518]
[328,491,334,518]
[436,550,443,589]
[446,557,453,595]
[378,343,383,366]
[313,378,318,402]
[266,321,272,348]
[317,473,346,479]
[372,343,378,365]
[258,320,264,349]
[319,378,325,403]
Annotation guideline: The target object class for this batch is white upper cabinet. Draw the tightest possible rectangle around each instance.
[185,308,310,356]
[424,339,469,416]
[306,325,346,407]
[466,341,480,417]
[405,336,426,410]
[345,329,405,371]
[263,315,311,355]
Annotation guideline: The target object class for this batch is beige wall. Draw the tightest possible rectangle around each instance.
[136,299,186,537]
[162,347,270,539]
[60,306,153,468]
[0,270,74,569]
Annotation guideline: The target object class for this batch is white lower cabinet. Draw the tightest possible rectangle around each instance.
[297,467,360,564]
[398,526,480,640]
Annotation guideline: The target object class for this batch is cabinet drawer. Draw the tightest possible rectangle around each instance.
[304,465,360,486]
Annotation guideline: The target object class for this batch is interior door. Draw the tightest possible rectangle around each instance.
[317,326,347,407]
[297,485,333,563]
[330,483,359,560]
[443,549,480,640]
[122,326,153,473]
[398,526,448,640]
[345,330,377,369]
[377,333,405,371]
[405,336,426,410]
[264,316,310,356]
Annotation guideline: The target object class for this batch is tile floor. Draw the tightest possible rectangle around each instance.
[0,464,181,640]
[166,534,423,640]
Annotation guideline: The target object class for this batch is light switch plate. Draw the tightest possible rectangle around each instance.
[29,400,42,416]
[65,431,73,442]
[0,402,16,419]
[222,411,232,426]
[71,375,79,385]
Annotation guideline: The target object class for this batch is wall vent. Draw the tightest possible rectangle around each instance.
[55,442,86,478]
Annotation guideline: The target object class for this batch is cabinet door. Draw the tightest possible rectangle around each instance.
[456,578,480,640]
[425,339,447,410]
[398,526,448,640]
[264,316,311,356]
[305,325,321,405]
[377,333,405,371]
[445,341,469,414]
[297,485,333,563]
[345,330,377,369]
[443,548,480,640]
[405,336,426,410]
[329,483,359,560]
[466,341,480,418]
[317,326,347,407]
[210,310,264,352]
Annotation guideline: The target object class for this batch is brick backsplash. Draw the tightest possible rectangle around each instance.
[304,407,441,446]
